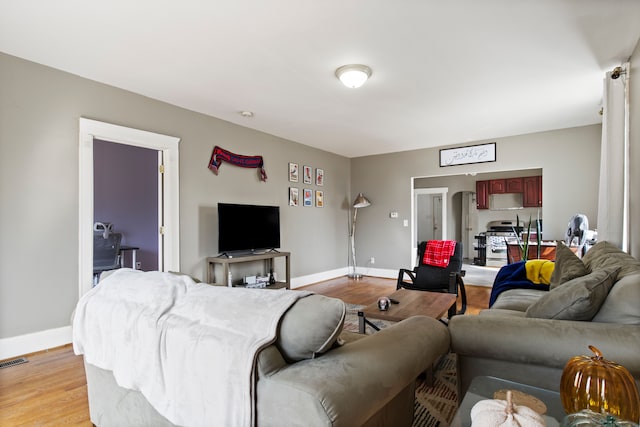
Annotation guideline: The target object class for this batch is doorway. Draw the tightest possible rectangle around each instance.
[411,187,448,268]
[79,118,181,297]
[94,140,160,271]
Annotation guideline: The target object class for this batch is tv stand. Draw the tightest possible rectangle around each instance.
[206,251,291,289]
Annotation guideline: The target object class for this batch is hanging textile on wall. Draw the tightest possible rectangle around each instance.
[208,146,267,182]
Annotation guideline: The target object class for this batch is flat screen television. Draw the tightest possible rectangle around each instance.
[218,203,280,254]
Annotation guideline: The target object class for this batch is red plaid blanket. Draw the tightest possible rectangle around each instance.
[422,240,457,268]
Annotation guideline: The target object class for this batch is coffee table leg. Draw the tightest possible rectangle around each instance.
[358,311,365,334]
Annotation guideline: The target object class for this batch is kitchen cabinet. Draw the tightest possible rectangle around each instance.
[476,180,489,209]
[489,178,523,194]
[506,177,523,193]
[488,179,506,194]
[523,176,542,207]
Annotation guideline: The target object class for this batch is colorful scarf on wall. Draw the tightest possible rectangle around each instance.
[208,146,267,182]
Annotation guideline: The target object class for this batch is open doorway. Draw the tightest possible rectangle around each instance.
[411,187,448,268]
[94,140,160,271]
[79,119,181,297]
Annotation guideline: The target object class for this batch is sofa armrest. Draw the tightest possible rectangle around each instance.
[257,316,450,427]
[449,314,640,375]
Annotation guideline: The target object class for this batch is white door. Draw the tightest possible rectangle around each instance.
[412,187,448,268]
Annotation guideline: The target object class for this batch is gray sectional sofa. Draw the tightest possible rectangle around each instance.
[449,241,640,398]
[83,292,450,427]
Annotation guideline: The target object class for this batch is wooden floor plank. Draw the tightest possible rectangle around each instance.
[0,276,490,425]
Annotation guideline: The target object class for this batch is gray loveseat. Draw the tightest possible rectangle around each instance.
[83,291,450,427]
[449,241,640,398]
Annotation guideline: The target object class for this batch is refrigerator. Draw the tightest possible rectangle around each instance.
[461,191,479,260]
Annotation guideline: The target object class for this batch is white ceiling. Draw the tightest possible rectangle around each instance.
[2,1,640,158]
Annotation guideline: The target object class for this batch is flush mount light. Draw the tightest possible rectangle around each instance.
[239,111,254,118]
[335,64,372,88]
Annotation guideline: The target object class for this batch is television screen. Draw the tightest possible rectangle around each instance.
[218,203,280,254]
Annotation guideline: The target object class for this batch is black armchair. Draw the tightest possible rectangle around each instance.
[397,240,467,317]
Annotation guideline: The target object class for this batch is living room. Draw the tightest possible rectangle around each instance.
[1,2,640,424]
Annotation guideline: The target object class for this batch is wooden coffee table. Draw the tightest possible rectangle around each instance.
[358,288,457,334]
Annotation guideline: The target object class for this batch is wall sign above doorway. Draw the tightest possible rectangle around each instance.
[439,142,496,167]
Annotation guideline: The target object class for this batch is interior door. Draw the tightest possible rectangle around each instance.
[432,195,443,240]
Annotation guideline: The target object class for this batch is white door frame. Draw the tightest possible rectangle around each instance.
[79,118,180,297]
[411,185,448,268]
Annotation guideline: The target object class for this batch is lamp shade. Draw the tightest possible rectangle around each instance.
[335,64,372,88]
[353,193,371,208]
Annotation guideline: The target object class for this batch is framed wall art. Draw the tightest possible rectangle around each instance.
[289,162,299,182]
[316,168,324,186]
[315,190,324,207]
[289,187,299,206]
[439,142,496,167]
[303,189,313,207]
[303,165,312,184]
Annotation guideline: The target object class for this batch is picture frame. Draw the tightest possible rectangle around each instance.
[315,190,324,207]
[303,189,313,207]
[289,162,299,182]
[439,142,496,167]
[303,165,312,184]
[289,187,299,206]
[315,168,324,186]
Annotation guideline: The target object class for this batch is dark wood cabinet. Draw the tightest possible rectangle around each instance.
[476,180,489,209]
[489,179,506,194]
[523,176,542,207]
[506,177,523,193]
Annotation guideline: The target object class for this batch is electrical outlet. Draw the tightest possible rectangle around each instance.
[369,257,375,264]
[135,261,142,270]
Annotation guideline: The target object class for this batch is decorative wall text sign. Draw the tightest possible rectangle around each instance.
[208,145,267,181]
[439,142,496,167]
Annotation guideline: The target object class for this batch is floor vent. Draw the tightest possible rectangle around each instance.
[0,357,28,369]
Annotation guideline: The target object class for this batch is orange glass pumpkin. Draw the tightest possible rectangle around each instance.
[560,345,640,423]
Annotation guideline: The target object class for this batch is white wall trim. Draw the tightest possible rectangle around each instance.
[290,267,349,289]
[79,118,181,297]
[290,266,397,289]
[0,326,72,361]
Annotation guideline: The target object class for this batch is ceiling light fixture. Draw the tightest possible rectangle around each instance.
[335,64,372,88]
[239,111,254,118]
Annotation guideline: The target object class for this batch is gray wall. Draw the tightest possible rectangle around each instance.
[351,125,602,270]
[0,52,349,339]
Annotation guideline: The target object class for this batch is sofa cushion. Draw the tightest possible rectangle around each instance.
[491,288,546,312]
[276,294,346,362]
[582,241,640,279]
[549,242,589,290]
[525,267,619,321]
[592,273,640,324]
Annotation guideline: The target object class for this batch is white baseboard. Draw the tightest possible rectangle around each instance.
[357,267,398,279]
[0,325,72,361]
[290,267,350,289]
[289,266,398,289]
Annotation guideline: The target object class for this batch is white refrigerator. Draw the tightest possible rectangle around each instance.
[461,191,479,260]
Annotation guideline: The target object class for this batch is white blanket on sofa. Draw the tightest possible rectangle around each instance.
[73,269,309,427]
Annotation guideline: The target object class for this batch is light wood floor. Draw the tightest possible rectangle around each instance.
[0,276,490,426]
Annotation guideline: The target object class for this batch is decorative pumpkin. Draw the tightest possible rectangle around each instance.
[560,409,639,426]
[560,345,640,423]
[470,390,546,426]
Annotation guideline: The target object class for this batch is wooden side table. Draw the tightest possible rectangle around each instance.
[206,251,291,289]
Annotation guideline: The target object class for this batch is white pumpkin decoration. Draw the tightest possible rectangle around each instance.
[471,391,546,427]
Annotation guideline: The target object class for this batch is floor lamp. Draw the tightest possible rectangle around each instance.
[349,193,371,279]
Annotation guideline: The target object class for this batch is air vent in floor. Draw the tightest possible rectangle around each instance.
[0,357,28,369]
